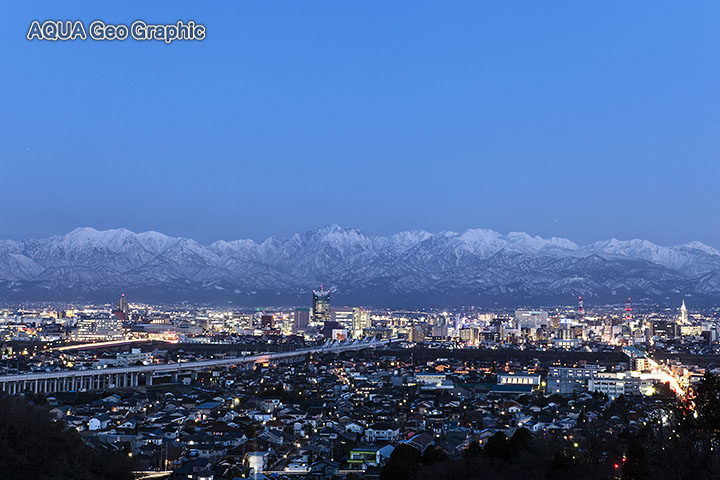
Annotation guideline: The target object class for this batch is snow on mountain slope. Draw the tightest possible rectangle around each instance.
[585,238,720,276]
[0,226,718,305]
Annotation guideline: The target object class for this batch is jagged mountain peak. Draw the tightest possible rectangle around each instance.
[54,227,180,255]
[682,241,720,256]
[507,231,580,251]
[62,226,133,244]
[1,226,719,306]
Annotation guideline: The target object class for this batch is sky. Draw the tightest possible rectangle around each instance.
[1,2,719,246]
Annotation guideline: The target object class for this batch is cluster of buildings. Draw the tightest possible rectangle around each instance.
[1,291,719,479]
[0,290,377,346]
[290,288,371,340]
[422,300,720,355]
[2,292,719,358]
[29,345,712,480]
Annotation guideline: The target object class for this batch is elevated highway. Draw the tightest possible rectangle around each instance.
[0,337,391,395]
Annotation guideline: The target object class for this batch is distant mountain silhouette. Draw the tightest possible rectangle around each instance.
[0,225,717,307]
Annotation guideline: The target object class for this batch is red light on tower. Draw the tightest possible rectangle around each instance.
[625,297,632,324]
[578,296,584,322]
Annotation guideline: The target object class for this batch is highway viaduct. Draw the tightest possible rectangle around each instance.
[0,337,391,395]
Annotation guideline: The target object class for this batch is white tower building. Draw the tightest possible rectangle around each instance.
[680,299,688,324]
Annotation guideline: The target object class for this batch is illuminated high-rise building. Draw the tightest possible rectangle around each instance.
[352,307,370,338]
[312,287,331,324]
[118,294,129,315]
[331,307,354,328]
[294,308,311,331]
[680,299,688,325]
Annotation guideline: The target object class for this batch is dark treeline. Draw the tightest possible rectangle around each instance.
[0,395,134,480]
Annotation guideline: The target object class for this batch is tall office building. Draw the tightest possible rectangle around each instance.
[408,325,425,343]
[294,308,311,331]
[118,294,129,315]
[352,307,371,338]
[113,293,130,321]
[459,327,480,344]
[312,287,331,324]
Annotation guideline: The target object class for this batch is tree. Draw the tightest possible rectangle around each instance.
[509,427,533,452]
[576,409,587,426]
[546,451,575,479]
[691,372,720,439]
[464,440,482,458]
[380,444,421,480]
[421,446,448,465]
[654,381,675,398]
[483,432,511,460]
[244,422,257,439]
[622,439,649,480]
[0,396,134,480]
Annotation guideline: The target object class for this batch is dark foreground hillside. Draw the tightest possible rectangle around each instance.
[0,395,133,480]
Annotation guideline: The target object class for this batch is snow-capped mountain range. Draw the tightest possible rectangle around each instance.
[1,225,719,307]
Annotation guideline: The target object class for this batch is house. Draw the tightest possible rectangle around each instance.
[173,459,213,478]
[515,414,534,427]
[500,400,523,414]
[50,405,77,419]
[318,427,339,440]
[284,455,310,473]
[249,411,272,422]
[405,432,434,453]
[531,422,548,433]
[101,394,122,405]
[556,418,576,430]
[438,429,470,456]
[65,415,85,431]
[118,418,138,430]
[345,422,365,434]
[196,401,222,418]
[258,430,285,446]
[476,428,498,446]
[364,423,400,443]
[347,445,395,470]
[245,451,270,475]
[88,414,111,431]
[310,459,341,478]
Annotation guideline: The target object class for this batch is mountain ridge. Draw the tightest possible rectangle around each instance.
[0,225,718,307]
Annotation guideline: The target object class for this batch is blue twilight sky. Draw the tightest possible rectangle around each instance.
[1,2,719,246]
